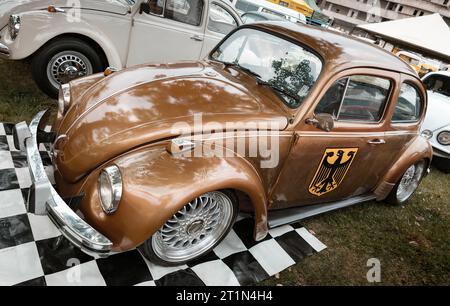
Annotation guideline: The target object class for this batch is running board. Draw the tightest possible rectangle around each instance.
[268,194,377,228]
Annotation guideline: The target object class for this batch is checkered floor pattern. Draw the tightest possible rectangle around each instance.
[0,122,326,286]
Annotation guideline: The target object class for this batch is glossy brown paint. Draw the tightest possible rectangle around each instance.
[53,23,432,251]
[54,61,289,182]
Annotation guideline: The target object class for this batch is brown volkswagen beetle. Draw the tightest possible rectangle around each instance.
[14,22,432,266]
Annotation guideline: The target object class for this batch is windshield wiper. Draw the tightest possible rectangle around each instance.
[256,78,300,104]
[220,60,300,104]
[221,61,262,79]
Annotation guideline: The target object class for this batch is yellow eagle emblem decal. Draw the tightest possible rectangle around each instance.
[309,148,358,196]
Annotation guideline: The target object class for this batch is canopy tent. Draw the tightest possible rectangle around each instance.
[356,13,450,62]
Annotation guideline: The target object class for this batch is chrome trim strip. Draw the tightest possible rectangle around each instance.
[298,131,417,137]
[0,42,10,57]
[268,194,376,228]
[20,110,113,255]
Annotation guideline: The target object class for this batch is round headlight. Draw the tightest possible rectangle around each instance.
[437,131,450,146]
[421,130,433,140]
[8,15,21,40]
[98,165,122,214]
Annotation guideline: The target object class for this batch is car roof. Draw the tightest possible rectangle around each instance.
[248,22,419,77]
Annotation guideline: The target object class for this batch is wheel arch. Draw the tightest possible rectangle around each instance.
[5,11,125,68]
[374,136,432,200]
[32,33,109,68]
[76,144,270,252]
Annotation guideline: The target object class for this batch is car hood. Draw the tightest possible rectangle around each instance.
[422,90,450,131]
[0,0,131,29]
[56,61,289,182]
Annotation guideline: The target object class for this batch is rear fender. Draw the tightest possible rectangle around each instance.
[374,136,432,200]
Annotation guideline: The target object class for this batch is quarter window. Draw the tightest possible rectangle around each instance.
[146,0,204,26]
[316,75,391,122]
[392,83,422,122]
[208,3,238,35]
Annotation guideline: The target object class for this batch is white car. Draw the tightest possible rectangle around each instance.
[0,0,242,97]
[420,71,450,173]
[230,0,306,24]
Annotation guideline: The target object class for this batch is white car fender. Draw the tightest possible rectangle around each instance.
[421,90,450,157]
[0,10,130,68]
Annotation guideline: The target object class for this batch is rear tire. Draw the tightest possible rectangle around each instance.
[31,37,104,98]
[138,190,238,266]
[386,160,426,206]
[433,156,450,174]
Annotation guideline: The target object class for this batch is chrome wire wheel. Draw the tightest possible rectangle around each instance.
[151,191,235,264]
[46,51,93,89]
[396,161,425,203]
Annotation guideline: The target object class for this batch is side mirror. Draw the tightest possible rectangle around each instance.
[305,113,334,132]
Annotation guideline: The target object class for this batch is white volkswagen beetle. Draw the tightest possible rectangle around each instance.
[421,71,450,173]
[0,0,242,97]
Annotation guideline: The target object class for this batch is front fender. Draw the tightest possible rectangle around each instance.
[374,136,432,200]
[76,143,268,252]
[0,10,128,67]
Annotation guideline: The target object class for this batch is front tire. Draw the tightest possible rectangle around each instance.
[138,190,238,266]
[386,160,426,205]
[31,37,105,98]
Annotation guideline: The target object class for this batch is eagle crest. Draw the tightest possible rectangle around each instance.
[309,148,358,196]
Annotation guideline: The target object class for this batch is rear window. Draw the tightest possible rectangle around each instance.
[423,74,450,98]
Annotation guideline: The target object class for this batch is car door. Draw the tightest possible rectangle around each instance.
[201,1,241,59]
[271,69,400,209]
[126,0,207,66]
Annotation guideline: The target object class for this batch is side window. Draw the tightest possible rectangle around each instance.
[147,0,164,15]
[316,75,391,122]
[392,83,422,122]
[339,75,391,121]
[315,78,347,118]
[235,0,259,12]
[208,3,238,35]
[146,0,204,26]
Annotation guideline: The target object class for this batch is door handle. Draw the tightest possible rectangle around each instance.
[190,35,203,42]
[367,139,386,145]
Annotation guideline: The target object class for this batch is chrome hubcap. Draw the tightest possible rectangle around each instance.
[396,161,425,202]
[152,191,234,263]
[47,51,93,89]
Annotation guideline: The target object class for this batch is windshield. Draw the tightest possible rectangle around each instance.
[211,28,323,108]
[423,74,450,98]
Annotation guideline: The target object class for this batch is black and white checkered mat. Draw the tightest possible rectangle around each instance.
[0,122,326,286]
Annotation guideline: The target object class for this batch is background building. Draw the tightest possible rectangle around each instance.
[317,0,450,32]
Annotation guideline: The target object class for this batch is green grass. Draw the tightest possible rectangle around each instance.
[262,169,450,285]
[0,59,55,123]
[1,59,449,285]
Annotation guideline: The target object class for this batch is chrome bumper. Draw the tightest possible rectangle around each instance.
[14,110,113,257]
[0,42,10,57]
